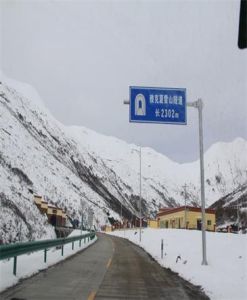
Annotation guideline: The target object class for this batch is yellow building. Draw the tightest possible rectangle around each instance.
[47,205,57,219]
[147,219,159,228]
[34,195,48,214]
[105,226,113,232]
[157,206,216,231]
[40,201,48,214]
[47,205,66,227]
[34,195,42,206]
[34,195,66,227]
[61,210,67,220]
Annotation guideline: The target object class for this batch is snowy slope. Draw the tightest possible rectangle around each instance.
[0,75,121,243]
[0,74,246,243]
[210,183,247,227]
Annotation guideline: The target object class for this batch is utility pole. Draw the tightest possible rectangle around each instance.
[237,199,241,233]
[182,184,188,229]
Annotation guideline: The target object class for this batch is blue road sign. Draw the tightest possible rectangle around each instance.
[130,86,186,125]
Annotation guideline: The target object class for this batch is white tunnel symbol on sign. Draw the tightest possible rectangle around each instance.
[135,94,146,116]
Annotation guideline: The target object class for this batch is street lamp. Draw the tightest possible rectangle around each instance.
[139,146,142,243]
[182,184,188,229]
[132,146,142,242]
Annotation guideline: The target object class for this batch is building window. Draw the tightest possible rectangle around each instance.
[207,220,211,225]
[53,209,57,214]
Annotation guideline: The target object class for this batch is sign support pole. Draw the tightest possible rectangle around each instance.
[124,96,208,265]
[187,99,208,265]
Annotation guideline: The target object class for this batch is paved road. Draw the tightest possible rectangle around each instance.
[1,234,209,300]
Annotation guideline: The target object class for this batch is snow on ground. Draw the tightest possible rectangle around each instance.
[108,228,247,300]
[0,230,97,292]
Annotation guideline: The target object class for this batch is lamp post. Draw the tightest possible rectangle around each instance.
[131,146,143,242]
[182,184,188,229]
[139,146,142,243]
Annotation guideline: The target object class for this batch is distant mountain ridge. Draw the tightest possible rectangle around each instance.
[209,183,247,228]
[0,74,246,243]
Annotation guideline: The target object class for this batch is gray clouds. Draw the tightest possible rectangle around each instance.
[1,0,246,162]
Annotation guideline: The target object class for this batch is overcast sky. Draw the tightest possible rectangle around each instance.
[1,0,246,162]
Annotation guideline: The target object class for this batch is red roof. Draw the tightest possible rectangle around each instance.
[157,206,215,217]
[159,208,173,212]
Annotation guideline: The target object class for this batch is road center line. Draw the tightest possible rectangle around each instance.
[87,291,96,300]
[106,258,112,269]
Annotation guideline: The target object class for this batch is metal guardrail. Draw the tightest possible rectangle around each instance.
[0,232,96,275]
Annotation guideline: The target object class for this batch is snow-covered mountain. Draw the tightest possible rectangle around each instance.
[68,126,247,209]
[209,183,247,228]
[0,74,246,243]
